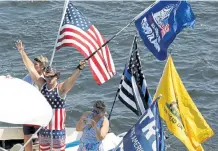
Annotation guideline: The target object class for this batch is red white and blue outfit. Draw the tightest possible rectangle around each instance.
[39,83,66,151]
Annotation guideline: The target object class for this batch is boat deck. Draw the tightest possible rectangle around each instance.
[0,127,123,150]
[0,127,79,150]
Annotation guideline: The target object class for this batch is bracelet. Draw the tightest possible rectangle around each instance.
[76,64,83,70]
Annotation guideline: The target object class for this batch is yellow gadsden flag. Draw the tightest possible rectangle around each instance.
[154,56,214,151]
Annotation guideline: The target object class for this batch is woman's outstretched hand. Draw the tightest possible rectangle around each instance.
[16,40,24,52]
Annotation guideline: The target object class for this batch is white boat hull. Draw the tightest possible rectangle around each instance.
[0,127,123,151]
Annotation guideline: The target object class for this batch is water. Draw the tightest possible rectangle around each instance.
[0,1,217,150]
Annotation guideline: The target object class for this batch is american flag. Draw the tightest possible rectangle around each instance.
[117,36,152,116]
[56,2,116,85]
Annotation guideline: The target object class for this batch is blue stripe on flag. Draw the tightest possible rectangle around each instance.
[124,67,131,81]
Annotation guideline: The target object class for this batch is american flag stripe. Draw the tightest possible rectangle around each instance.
[91,26,115,76]
[59,41,104,83]
[91,27,109,70]
[39,144,50,151]
[57,25,113,84]
[57,27,103,62]
[46,109,65,130]
[94,27,115,74]
[60,109,63,130]
[55,109,58,130]
[57,26,111,76]
[57,28,101,56]
[56,3,115,85]
[40,145,65,151]
[58,26,102,51]
[87,26,100,41]
[53,109,56,130]
[40,147,50,150]
[58,50,107,85]
[53,145,66,151]
[57,40,106,84]
[57,26,109,67]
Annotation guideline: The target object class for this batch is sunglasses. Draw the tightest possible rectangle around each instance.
[34,58,42,63]
[92,109,101,115]
[44,75,56,80]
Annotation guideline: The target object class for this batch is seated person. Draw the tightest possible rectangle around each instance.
[76,101,109,151]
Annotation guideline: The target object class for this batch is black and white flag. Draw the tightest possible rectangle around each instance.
[117,36,152,116]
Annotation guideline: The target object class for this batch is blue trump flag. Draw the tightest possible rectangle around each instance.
[122,99,164,151]
[135,0,195,60]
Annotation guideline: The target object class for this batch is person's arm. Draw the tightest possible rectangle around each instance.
[16,40,45,88]
[58,60,86,97]
[76,111,90,131]
[91,118,109,141]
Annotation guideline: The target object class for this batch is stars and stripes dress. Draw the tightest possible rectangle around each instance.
[39,83,66,151]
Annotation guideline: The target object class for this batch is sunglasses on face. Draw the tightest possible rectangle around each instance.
[34,58,42,64]
[44,75,56,80]
[34,61,41,66]
[92,109,101,115]
[34,58,41,62]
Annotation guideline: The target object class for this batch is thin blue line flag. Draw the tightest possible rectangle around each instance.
[122,98,165,151]
[135,0,195,61]
[118,36,152,116]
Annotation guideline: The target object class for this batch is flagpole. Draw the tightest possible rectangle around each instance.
[49,0,70,66]
[84,0,158,61]
[108,35,137,121]
[107,86,120,121]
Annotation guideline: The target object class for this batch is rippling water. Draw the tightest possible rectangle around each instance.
[0,1,217,150]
